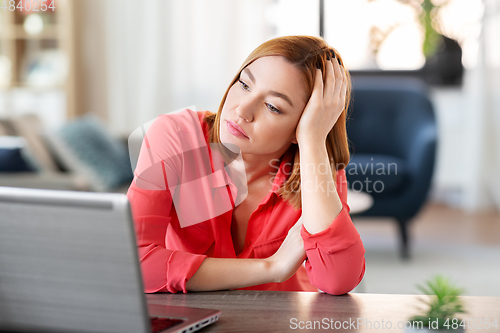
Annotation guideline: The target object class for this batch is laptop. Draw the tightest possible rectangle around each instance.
[0,186,221,333]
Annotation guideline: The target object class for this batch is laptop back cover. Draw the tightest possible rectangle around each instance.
[0,187,150,333]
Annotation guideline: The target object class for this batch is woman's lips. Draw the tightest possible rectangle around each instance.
[226,120,249,139]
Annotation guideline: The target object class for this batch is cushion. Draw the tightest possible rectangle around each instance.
[345,154,406,193]
[0,136,38,172]
[44,114,133,191]
[8,114,60,172]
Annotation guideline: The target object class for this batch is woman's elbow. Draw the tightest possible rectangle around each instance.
[308,243,366,295]
[321,258,365,295]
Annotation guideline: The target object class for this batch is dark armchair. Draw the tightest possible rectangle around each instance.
[345,77,437,259]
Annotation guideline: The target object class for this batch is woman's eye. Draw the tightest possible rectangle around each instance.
[239,79,250,91]
[266,103,282,115]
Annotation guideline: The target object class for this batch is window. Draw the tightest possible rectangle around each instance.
[268,0,483,70]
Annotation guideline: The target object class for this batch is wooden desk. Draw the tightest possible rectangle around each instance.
[147,291,500,332]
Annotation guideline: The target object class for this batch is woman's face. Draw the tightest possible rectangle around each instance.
[220,56,308,157]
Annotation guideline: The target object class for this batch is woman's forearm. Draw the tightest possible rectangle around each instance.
[299,139,343,234]
[185,257,275,291]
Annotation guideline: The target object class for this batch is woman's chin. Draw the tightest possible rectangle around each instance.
[220,140,241,154]
[220,130,248,154]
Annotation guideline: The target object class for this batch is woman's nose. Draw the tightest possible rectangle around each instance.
[235,98,255,123]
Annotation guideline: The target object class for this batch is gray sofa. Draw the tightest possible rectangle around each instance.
[0,113,133,194]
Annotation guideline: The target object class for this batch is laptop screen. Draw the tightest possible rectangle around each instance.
[0,187,150,333]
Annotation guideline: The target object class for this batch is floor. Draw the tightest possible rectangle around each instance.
[356,202,500,247]
[352,202,500,297]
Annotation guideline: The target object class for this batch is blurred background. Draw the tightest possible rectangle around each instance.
[0,0,499,296]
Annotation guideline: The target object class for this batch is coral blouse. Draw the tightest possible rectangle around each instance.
[127,109,365,295]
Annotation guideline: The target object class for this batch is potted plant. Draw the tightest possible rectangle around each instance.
[419,0,464,85]
[407,275,466,332]
[368,0,464,85]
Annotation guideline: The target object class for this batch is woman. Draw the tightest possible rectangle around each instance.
[127,35,365,295]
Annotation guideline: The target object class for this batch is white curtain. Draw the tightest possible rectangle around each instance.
[102,0,274,137]
[462,0,500,211]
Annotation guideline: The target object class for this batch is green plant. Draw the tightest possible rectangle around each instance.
[410,275,466,330]
[419,0,448,58]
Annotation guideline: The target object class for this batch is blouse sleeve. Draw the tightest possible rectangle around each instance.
[300,169,366,295]
[127,114,207,293]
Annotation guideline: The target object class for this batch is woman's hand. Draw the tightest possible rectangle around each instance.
[266,217,307,283]
[295,55,347,146]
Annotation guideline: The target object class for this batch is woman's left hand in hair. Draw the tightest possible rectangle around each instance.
[295,56,347,146]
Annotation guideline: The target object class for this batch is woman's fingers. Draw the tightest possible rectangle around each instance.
[323,55,335,100]
[311,67,324,103]
[332,54,345,100]
[332,55,348,119]
[339,78,347,112]
[268,216,306,283]
[297,51,347,144]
